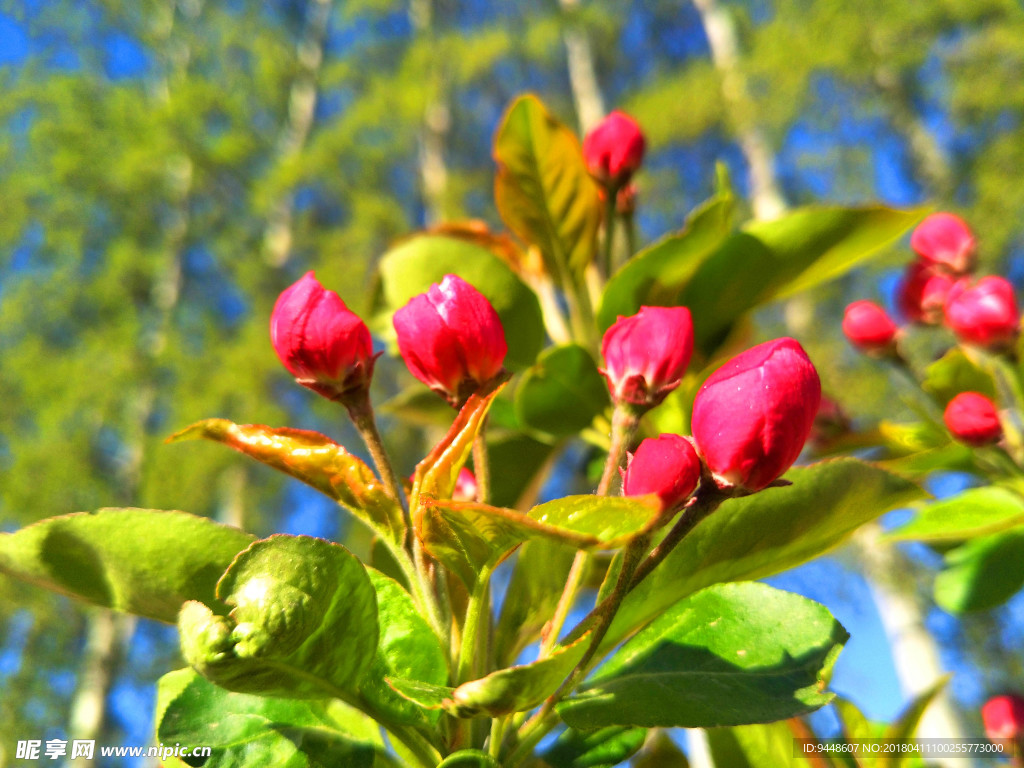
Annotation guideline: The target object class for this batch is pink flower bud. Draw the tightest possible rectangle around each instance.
[910,213,976,274]
[842,300,898,354]
[393,274,507,407]
[898,261,956,325]
[454,468,478,502]
[944,276,1020,349]
[583,111,646,188]
[982,694,1024,743]
[691,338,821,492]
[622,434,702,512]
[601,306,694,408]
[270,271,375,401]
[944,391,1002,446]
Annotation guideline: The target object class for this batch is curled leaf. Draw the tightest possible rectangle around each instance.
[169,419,405,545]
[180,535,379,700]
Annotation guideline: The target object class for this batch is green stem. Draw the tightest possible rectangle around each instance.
[345,389,408,513]
[472,416,492,504]
[541,403,641,660]
[489,715,509,759]
[514,536,650,765]
[628,485,726,590]
[602,187,618,279]
[457,564,494,685]
[597,403,642,495]
[623,210,636,266]
[385,723,443,768]
[507,710,560,768]
[539,549,588,659]
[344,391,447,646]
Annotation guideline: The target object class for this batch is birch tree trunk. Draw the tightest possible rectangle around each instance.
[263,0,332,266]
[558,0,605,134]
[410,0,450,226]
[692,0,787,222]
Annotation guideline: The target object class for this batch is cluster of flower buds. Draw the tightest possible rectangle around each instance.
[846,213,1020,354]
[843,213,1020,449]
[604,308,822,504]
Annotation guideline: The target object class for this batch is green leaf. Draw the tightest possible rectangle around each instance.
[878,676,949,768]
[493,94,602,277]
[558,582,846,729]
[436,750,500,768]
[0,508,254,623]
[597,167,735,331]
[157,669,382,768]
[413,382,506,506]
[372,234,545,370]
[885,487,1024,543]
[542,726,647,768]
[494,539,578,667]
[487,433,556,509]
[384,677,453,711]
[706,722,814,768]
[448,632,591,717]
[169,420,405,545]
[681,206,921,355]
[529,494,664,542]
[419,494,660,588]
[922,348,997,405]
[934,528,1024,612]
[179,535,379,699]
[360,569,448,725]
[515,344,610,438]
[606,459,922,652]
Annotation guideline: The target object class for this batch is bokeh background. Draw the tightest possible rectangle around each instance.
[1,0,1023,764]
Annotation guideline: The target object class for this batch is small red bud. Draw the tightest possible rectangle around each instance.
[842,300,899,354]
[270,272,375,402]
[944,276,1020,349]
[453,468,478,502]
[944,392,1002,446]
[691,338,821,493]
[601,306,694,409]
[583,111,646,188]
[393,274,507,407]
[982,693,1024,744]
[622,434,702,512]
[910,213,976,274]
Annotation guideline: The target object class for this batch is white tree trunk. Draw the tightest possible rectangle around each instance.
[692,0,787,221]
[263,0,331,266]
[410,0,450,225]
[558,0,606,133]
[853,525,974,768]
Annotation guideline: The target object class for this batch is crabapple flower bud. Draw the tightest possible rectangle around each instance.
[393,274,507,407]
[691,338,821,493]
[453,468,478,502]
[271,272,375,401]
[910,212,976,274]
[601,306,694,409]
[982,694,1024,744]
[583,111,646,188]
[622,434,702,512]
[898,261,956,325]
[944,392,1002,446]
[944,276,1020,349]
[842,300,898,354]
